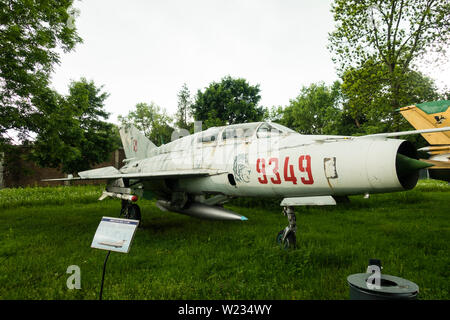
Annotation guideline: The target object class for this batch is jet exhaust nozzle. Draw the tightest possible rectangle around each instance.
[395,141,433,190]
[156,200,248,221]
[396,153,433,177]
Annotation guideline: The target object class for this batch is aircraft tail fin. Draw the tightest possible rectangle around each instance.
[119,125,157,160]
[398,101,450,145]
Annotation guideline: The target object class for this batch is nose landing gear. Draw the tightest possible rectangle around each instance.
[121,199,141,222]
[276,206,297,249]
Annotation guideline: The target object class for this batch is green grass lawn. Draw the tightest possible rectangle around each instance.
[0,180,448,300]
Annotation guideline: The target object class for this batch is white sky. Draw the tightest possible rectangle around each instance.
[50,0,450,125]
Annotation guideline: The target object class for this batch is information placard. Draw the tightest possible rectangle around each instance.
[91,217,139,253]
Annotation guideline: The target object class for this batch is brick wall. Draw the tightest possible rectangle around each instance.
[1,147,125,188]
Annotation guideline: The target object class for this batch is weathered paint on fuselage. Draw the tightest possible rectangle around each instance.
[119,122,407,200]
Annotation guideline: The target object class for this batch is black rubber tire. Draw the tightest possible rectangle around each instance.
[284,232,296,249]
[277,230,296,249]
[276,230,284,245]
[126,204,141,222]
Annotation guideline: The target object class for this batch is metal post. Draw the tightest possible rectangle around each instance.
[99,251,111,300]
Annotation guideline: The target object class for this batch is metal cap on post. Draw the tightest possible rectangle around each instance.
[348,259,419,300]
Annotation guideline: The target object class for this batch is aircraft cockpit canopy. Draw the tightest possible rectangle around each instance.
[198,127,221,143]
[197,122,297,144]
[269,122,297,134]
[257,122,296,138]
[222,123,259,140]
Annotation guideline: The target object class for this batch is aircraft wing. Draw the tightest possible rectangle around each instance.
[304,127,450,144]
[42,166,225,182]
[357,127,450,139]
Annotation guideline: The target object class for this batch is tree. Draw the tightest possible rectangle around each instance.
[264,105,284,122]
[191,76,266,129]
[280,81,345,135]
[341,59,441,134]
[118,102,174,146]
[30,78,118,174]
[175,83,192,130]
[0,0,82,149]
[328,0,450,129]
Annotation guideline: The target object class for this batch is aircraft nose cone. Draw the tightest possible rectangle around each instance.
[396,153,433,178]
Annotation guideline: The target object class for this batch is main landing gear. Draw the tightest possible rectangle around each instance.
[120,199,141,222]
[276,206,297,249]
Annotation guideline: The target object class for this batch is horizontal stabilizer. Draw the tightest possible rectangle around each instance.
[280,196,337,206]
[79,166,121,179]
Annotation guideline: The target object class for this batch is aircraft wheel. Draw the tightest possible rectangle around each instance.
[276,230,284,245]
[284,232,296,249]
[125,204,141,222]
[277,230,296,249]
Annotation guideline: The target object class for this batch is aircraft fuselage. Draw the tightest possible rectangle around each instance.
[119,122,419,201]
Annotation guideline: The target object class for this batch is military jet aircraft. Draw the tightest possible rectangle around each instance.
[398,100,450,182]
[44,122,450,248]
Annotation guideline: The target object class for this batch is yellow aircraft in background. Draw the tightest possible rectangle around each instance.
[399,100,450,182]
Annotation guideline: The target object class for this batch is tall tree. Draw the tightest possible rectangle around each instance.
[191,76,266,129]
[30,78,119,174]
[0,0,82,148]
[175,83,192,130]
[328,0,450,129]
[118,102,174,146]
[341,59,441,134]
[264,105,284,122]
[280,81,345,135]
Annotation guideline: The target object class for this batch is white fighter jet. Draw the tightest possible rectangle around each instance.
[44,122,450,248]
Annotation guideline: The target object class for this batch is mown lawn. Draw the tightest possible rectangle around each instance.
[0,180,448,300]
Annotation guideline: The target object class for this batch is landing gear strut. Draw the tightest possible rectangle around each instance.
[120,199,141,222]
[276,206,297,249]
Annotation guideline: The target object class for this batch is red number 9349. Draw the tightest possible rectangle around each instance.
[256,155,314,185]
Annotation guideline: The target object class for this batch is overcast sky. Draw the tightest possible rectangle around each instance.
[50,0,450,125]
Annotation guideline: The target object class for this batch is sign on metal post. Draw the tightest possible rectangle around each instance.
[92,217,139,300]
[91,217,139,253]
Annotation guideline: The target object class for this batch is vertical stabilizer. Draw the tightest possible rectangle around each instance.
[399,101,450,145]
[119,125,156,160]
